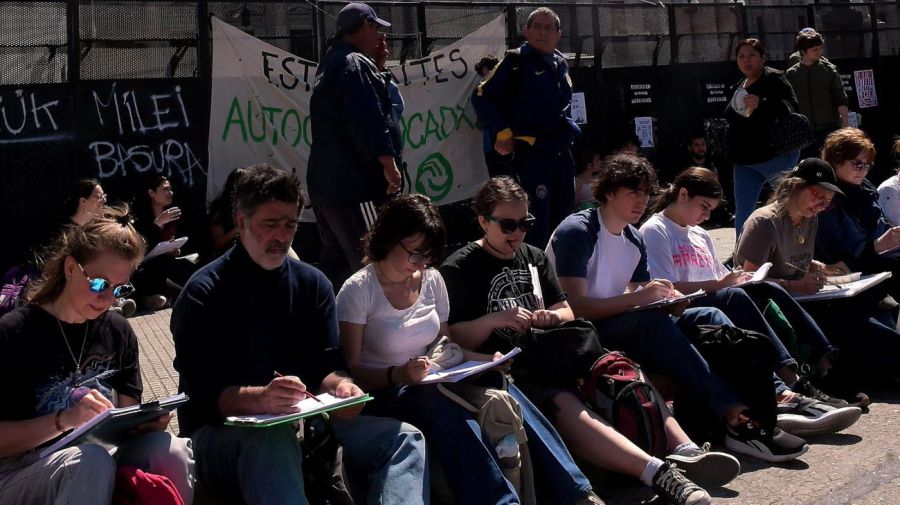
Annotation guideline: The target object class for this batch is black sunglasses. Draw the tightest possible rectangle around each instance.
[77,263,135,299]
[484,214,536,234]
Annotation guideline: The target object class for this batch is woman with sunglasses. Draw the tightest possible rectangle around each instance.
[440,177,744,505]
[0,205,194,505]
[735,158,900,382]
[815,128,900,298]
[336,194,601,504]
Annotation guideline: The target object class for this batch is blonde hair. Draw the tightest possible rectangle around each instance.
[27,204,145,305]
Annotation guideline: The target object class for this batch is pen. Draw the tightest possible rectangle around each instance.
[274,371,324,404]
[783,262,842,288]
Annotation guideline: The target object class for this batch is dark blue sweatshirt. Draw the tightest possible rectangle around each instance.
[171,242,342,435]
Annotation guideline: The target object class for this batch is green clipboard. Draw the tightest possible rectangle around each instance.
[224,393,372,427]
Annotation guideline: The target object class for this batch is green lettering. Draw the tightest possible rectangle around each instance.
[423,110,444,144]
[247,101,266,143]
[438,106,458,138]
[404,112,426,149]
[454,105,476,130]
[280,109,303,147]
[261,106,282,145]
[221,97,247,142]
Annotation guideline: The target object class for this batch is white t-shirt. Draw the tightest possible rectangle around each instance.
[878,174,900,226]
[336,265,449,369]
[547,209,648,299]
[639,212,729,283]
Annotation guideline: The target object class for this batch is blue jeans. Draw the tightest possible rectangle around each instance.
[506,383,592,504]
[192,416,427,505]
[593,308,742,419]
[733,149,800,236]
[695,287,797,371]
[363,384,518,505]
[742,282,838,367]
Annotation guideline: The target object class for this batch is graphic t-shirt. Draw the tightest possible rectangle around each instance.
[639,212,729,282]
[735,203,817,280]
[440,242,566,354]
[336,265,449,368]
[0,305,142,422]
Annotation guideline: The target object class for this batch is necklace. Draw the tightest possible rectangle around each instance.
[56,318,89,375]
[791,217,807,245]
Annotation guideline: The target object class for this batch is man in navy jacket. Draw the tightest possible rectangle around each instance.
[472,7,581,248]
[308,2,402,288]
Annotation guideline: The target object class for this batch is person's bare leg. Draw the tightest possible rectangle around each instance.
[552,391,650,478]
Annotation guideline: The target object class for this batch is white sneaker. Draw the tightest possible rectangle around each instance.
[666,442,741,488]
[776,392,862,437]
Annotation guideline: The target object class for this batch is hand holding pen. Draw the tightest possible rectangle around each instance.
[273,371,324,404]
[399,357,432,384]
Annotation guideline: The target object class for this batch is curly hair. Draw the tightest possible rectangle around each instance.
[592,154,659,204]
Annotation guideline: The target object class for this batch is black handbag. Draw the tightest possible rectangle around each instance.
[509,319,604,387]
[770,109,815,155]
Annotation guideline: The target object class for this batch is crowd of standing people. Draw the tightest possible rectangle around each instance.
[1,2,898,505]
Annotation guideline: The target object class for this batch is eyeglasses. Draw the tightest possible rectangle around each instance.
[398,242,432,266]
[92,193,108,203]
[848,160,871,173]
[484,214,536,234]
[77,263,135,299]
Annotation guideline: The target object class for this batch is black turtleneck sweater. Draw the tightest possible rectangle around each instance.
[171,241,342,436]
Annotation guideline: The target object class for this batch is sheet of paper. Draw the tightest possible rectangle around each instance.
[628,289,705,312]
[419,348,521,384]
[225,393,372,426]
[144,237,189,262]
[793,272,892,302]
[733,262,772,287]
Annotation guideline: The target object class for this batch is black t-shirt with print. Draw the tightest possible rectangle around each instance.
[440,242,567,354]
[0,305,142,422]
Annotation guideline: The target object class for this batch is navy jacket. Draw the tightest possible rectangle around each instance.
[472,43,579,150]
[816,178,892,272]
[171,242,343,435]
[308,41,402,205]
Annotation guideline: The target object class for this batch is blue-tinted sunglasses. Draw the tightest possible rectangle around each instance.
[77,263,135,299]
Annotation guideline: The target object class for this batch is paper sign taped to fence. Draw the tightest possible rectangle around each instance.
[634,117,654,148]
[208,15,506,209]
[854,70,878,108]
[571,92,587,125]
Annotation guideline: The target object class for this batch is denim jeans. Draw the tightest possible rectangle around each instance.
[733,149,801,236]
[742,281,838,367]
[0,432,194,505]
[694,287,797,371]
[192,415,427,505]
[593,307,742,419]
[505,383,592,504]
[363,384,518,505]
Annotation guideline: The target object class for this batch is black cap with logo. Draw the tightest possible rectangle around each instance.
[791,158,845,196]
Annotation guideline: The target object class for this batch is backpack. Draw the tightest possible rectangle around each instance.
[112,466,185,505]
[298,414,355,505]
[511,319,604,388]
[582,351,668,458]
[0,265,35,318]
[437,372,537,505]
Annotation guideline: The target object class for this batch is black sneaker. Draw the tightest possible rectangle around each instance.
[776,392,862,437]
[725,419,808,463]
[793,376,850,408]
[652,463,711,505]
[666,442,741,488]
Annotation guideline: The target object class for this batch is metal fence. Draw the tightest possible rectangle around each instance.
[1,0,898,85]
[0,0,898,268]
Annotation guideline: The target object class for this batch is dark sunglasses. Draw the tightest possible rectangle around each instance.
[77,263,135,299]
[398,242,432,266]
[484,214,536,234]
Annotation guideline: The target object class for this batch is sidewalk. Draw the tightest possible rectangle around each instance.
[130,228,900,504]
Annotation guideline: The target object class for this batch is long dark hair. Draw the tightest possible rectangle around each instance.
[363,194,446,264]
[27,205,145,305]
[63,178,101,218]
[654,167,723,213]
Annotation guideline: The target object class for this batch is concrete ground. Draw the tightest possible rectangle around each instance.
[132,228,900,504]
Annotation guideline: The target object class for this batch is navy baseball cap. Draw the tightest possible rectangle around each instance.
[793,158,845,196]
[335,3,390,35]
